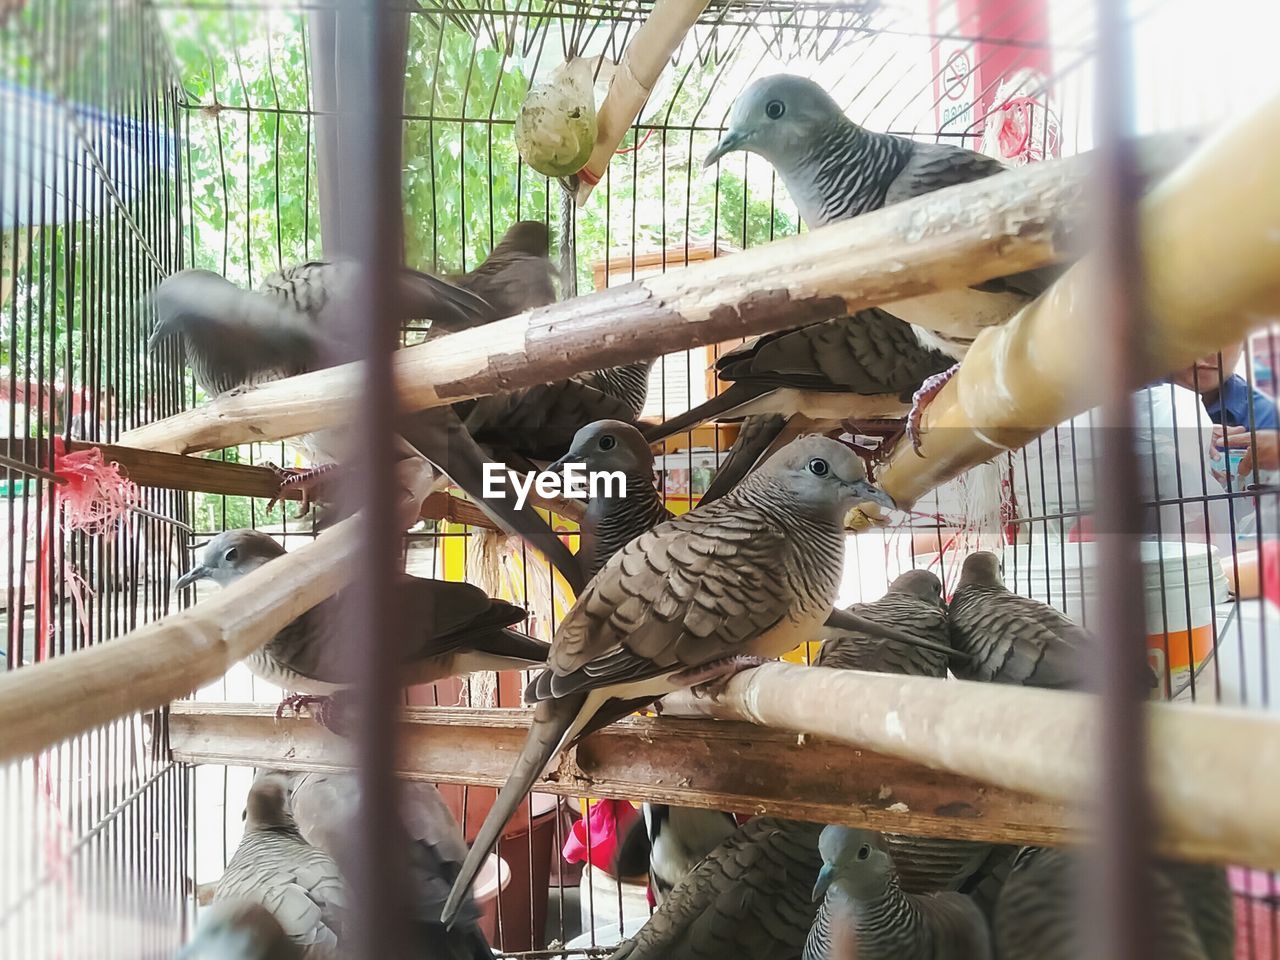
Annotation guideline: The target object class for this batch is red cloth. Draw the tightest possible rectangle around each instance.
[561,800,640,874]
[1261,540,1280,611]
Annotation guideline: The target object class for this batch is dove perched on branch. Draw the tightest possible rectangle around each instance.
[288,771,496,960]
[211,775,348,960]
[704,74,1065,448]
[804,826,992,960]
[147,249,587,592]
[176,529,547,717]
[441,435,908,925]
[645,310,952,498]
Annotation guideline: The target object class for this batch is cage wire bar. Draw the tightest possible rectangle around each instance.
[2,0,1280,956]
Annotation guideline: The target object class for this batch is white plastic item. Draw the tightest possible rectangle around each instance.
[999,540,1230,697]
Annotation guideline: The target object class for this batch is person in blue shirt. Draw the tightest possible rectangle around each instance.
[1168,343,1280,476]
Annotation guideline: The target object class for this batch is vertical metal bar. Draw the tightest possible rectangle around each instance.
[332,2,411,958]
[1087,3,1154,960]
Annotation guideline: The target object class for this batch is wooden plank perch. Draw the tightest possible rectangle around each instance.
[167,703,1070,847]
[0,515,364,765]
[662,663,1280,869]
[573,0,710,204]
[121,145,1143,457]
[882,92,1280,508]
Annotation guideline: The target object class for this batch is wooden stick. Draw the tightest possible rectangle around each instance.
[121,146,1126,456]
[881,92,1280,508]
[0,515,362,765]
[167,703,1070,847]
[662,663,1280,868]
[573,0,710,205]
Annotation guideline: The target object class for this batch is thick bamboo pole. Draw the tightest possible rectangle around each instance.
[0,515,363,765]
[662,663,1280,869]
[121,147,1118,456]
[573,0,710,204]
[883,92,1280,508]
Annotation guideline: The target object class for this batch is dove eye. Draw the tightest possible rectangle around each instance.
[223,547,239,562]
[808,458,829,477]
[765,99,785,120]
[599,435,617,451]
[856,845,871,861]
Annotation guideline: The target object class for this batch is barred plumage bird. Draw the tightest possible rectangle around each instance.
[211,775,348,960]
[816,569,952,677]
[804,827,991,960]
[441,436,902,925]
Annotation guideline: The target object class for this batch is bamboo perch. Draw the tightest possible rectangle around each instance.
[661,663,1280,869]
[573,0,710,204]
[882,92,1280,508]
[0,514,363,765]
[166,703,1070,848]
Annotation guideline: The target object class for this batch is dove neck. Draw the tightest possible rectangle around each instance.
[792,121,913,228]
[584,471,669,580]
[833,872,922,940]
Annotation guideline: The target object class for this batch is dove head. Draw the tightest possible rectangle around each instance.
[176,529,287,591]
[704,75,852,170]
[959,550,1004,588]
[888,569,945,608]
[813,825,894,901]
[496,220,551,257]
[243,774,297,832]
[549,420,654,482]
[754,435,895,515]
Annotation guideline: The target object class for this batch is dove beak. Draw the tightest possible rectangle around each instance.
[174,565,210,591]
[547,452,582,474]
[812,863,835,902]
[703,130,745,168]
[848,479,896,511]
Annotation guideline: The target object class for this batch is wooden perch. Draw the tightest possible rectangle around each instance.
[883,92,1280,508]
[121,145,1138,456]
[0,515,362,764]
[662,663,1280,869]
[167,703,1069,847]
[573,0,710,204]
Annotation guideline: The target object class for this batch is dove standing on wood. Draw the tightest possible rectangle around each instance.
[946,551,1088,688]
[176,529,547,717]
[180,900,302,960]
[211,775,348,959]
[994,847,1212,960]
[148,246,587,592]
[645,310,952,499]
[609,817,825,960]
[805,827,991,960]
[704,74,1063,449]
[288,771,496,960]
[441,436,906,925]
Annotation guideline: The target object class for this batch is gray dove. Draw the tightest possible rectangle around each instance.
[148,254,587,593]
[614,803,741,905]
[444,220,556,325]
[994,846,1212,960]
[1159,860,1235,960]
[608,817,825,960]
[805,826,991,960]
[211,775,348,959]
[946,551,1086,688]
[176,529,548,715]
[704,74,1064,448]
[644,310,952,499]
[441,436,907,925]
[288,771,495,960]
[179,900,302,960]
[548,419,673,583]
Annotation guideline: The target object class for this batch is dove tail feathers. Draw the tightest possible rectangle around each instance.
[440,692,590,927]
[641,383,763,444]
[697,414,788,505]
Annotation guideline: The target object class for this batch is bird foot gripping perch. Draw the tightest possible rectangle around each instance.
[263,462,339,516]
[907,364,959,455]
[275,692,352,737]
[676,655,770,699]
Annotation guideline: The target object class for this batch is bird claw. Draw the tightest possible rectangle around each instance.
[262,462,339,517]
[274,693,352,736]
[907,364,959,456]
[675,655,769,698]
